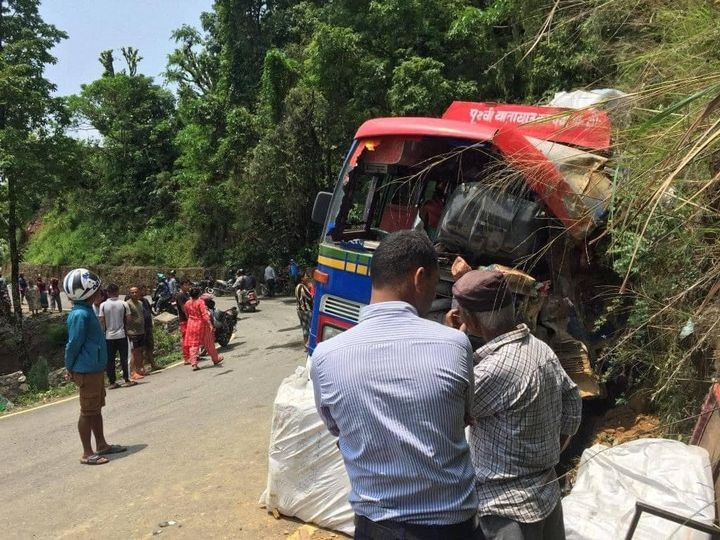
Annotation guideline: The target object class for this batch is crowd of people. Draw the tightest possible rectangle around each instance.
[310,231,581,540]
[0,271,64,315]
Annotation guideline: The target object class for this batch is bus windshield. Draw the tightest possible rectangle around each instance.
[323,135,510,244]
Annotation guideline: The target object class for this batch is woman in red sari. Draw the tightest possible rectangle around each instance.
[184,287,223,370]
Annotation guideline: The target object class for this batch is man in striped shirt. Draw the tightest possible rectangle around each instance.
[311,230,483,540]
[450,270,582,540]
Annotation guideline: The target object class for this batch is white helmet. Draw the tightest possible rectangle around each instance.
[63,268,101,301]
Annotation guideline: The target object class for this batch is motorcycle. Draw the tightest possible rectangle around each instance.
[214,307,238,348]
[236,288,259,312]
[151,290,178,316]
[202,279,235,297]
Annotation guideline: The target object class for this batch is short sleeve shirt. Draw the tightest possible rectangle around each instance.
[99,298,130,340]
[125,299,145,336]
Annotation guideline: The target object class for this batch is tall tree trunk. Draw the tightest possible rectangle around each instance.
[0,0,29,371]
[8,175,22,323]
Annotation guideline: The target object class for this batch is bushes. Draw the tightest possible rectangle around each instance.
[47,323,68,346]
[27,356,49,392]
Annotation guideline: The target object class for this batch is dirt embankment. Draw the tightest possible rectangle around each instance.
[18,264,221,293]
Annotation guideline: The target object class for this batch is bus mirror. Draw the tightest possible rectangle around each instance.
[312,191,333,225]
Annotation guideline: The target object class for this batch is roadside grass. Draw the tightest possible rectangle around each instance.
[11,383,78,409]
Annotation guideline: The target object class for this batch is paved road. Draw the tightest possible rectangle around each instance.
[0,296,311,539]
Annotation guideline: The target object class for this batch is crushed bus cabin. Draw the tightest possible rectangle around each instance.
[308,100,619,399]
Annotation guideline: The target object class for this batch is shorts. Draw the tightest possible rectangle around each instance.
[128,334,146,348]
[75,372,106,416]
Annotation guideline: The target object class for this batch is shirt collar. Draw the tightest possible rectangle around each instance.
[360,301,418,321]
[474,324,530,359]
[72,302,93,312]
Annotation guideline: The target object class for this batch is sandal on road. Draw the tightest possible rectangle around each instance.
[80,454,109,465]
[123,380,138,387]
[97,444,127,456]
[192,364,200,371]
[108,383,122,389]
[212,356,224,366]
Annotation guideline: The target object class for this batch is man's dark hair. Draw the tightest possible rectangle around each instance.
[370,230,438,287]
[189,287,201,299]
[107,283,119,294]
[180,278,191,285]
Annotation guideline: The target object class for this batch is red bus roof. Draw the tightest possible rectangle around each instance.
[354,117,497,142]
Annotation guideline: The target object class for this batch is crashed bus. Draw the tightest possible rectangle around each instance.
[262,99,720,536]
[308,100,617,398]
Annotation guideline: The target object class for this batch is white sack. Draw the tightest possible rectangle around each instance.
[563,438,716,540]
[259,366,354,535]
[550,88,628,110]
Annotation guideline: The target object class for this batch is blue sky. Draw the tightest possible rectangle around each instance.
[40,0,214,96]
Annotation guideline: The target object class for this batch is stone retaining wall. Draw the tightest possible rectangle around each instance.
[18,264,222,293]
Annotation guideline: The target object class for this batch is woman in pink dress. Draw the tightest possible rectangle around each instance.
[183,287,223,371]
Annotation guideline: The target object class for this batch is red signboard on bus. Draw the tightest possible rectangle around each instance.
[443,101,611,150]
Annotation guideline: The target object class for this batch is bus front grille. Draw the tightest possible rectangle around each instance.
[320,295,365,323]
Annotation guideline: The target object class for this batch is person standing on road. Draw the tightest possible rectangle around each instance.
[125,287,147,381]
[176,279,191,365]
[294,275,313,349]
[26,281,40,316]
[289,259,300,285]
[18,273,27,304]
[311,230,482,540]
[167,270,177,296]
[448,270,582,540]
[264,263,276,297]
[63,268,126,465]
[49,277,63,312]
[37,275,49,312]
[139,285,160,372]
[99,283,133,389]
[184,287,223,371]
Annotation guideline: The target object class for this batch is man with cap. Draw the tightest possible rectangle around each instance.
[449,269,581,540]
[311,230,482,540]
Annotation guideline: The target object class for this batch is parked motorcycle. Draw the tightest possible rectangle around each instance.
[214,307,238,348]
[236,288,259,312]
[202,279,235,297]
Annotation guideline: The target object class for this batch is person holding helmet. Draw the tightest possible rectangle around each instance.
[64,268,126,465]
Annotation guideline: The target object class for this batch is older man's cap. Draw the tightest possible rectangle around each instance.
[452,269,511,312]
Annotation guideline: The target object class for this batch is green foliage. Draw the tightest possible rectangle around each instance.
[46,323,68,346]
[153,327,180,357]
[27,356,49,391]
[389,57,476,116]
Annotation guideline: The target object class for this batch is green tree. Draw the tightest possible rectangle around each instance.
[71,57,178,229]
[0,0,67,321]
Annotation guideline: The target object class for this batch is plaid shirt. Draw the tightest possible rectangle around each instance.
[469,324,582,523]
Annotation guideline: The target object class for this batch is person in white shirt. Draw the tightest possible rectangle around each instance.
[98,283,133,388]
[264,264,276,297]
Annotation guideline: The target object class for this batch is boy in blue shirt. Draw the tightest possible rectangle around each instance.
[64,268,126,465]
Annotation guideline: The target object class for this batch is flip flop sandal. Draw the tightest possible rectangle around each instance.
[97,444,127,456]
[108,383,122,389]
[124,380,138,387]
[80,454,109,465]
[212,356,224,366]
[192,365,200,371]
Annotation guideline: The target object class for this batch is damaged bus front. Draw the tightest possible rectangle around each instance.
[309,102,617,398]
